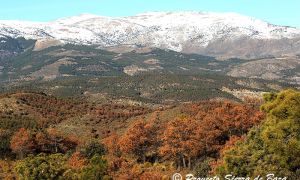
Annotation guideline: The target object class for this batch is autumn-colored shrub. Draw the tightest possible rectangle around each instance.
[67,152,87,170]
[10,128,35,159]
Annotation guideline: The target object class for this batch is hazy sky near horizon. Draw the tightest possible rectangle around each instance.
[0,0,299,27]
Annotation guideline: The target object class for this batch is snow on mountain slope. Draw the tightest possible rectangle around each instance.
[129,11,299,39]
[1,12,300,58]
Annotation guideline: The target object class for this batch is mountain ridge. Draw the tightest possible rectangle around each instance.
[1,11,300,59]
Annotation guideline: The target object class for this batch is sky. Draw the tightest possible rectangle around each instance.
[0,0,299,27]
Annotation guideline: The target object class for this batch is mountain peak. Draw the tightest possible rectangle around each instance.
[52,13,102,25]
[135,11,255,19]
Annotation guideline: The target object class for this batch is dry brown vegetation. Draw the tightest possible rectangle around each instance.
[0,92,267,179]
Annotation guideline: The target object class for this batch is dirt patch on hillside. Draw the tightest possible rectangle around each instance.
[33,39,63,51]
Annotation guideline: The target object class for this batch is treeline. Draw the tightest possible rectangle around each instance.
[102,100,264,179]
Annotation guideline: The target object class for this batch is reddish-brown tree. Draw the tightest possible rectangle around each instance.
[46,128,79,153]
[10,128,35,158]
[103,133,121,156]
[195,101,264,155]
[119,116,160,163]
[159,117,202,169]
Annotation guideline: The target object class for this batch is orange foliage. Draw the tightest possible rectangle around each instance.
[45,128,79,153]
[187,100,264,154]
[10,128,35,158]
[159,117,201,169]
[10,128,79,157]
[220,135,245,154]
[7,98,263,177]
[67,152,87,170]
[109,100,263,174]
[16,93,90,127]
[140,171,164,180]
[119,118,159,163]
[103,133,121,156]
[114,158,139,180]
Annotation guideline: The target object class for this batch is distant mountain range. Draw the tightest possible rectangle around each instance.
[0,11,299,101]
[1,11,300,59]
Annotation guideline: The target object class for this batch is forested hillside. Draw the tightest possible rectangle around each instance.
[0,89,298,179]
[0,41,299,105]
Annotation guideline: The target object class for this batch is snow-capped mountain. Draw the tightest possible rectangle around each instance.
[1,11,300,59]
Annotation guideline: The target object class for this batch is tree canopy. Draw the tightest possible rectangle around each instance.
[214,89,300,179]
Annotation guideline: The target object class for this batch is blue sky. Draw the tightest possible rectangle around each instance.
[0,0,299,27]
